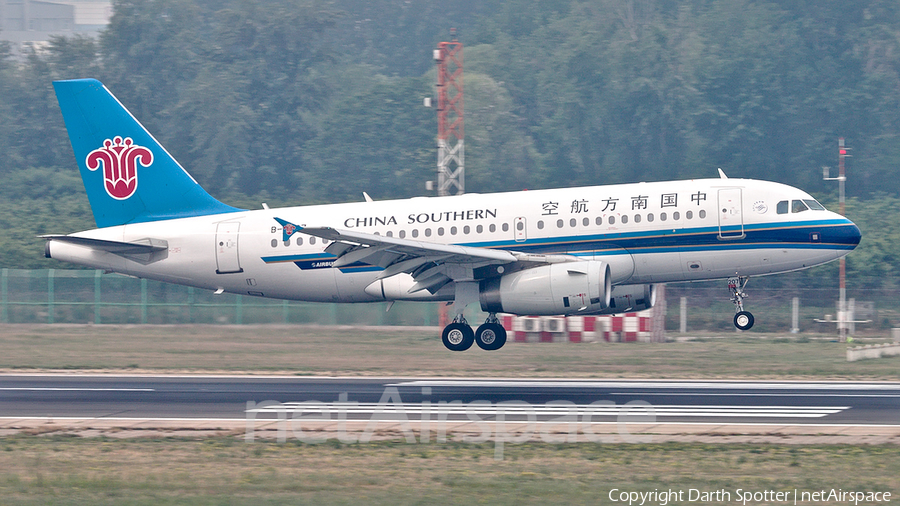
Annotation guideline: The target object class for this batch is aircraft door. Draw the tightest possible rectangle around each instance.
[514,217,527,242]
[717,189,745,239]
[215,222,243,274]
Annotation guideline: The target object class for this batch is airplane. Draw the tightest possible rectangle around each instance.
[45,78,861,351]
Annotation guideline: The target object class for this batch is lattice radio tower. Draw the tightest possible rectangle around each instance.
[434,29,464,196]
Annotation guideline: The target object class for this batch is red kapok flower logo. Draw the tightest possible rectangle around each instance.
[85,136,153,200]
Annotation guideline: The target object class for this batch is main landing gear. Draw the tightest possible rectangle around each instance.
[441,313,507,351]
[728,276,754,331]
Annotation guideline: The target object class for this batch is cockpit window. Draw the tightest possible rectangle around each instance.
[779,199,825,214]
[791,200,809,213]
[803,199,825,211]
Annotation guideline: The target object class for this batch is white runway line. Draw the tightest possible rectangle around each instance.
[391,380,900,390]
[0,387,155,392]
[248,402,848,418]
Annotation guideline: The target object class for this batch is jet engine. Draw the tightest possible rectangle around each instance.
[479,261,611,316]
[586,284,656,315]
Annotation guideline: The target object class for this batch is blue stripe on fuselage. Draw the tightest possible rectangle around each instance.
[260,218,860,268]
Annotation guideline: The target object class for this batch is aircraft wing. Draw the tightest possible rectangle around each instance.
[275,218,571,294]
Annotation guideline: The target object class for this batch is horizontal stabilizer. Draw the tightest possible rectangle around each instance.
[41,235,168,254]
[42,235,169,264]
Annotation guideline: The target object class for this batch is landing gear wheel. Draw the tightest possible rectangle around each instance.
[475,322,507,351]
[734,311,754,331]
[728,276,754,331]
[442,322,474,351]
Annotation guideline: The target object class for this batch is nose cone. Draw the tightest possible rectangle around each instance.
[836,218,862,250]
[848,221,862,248]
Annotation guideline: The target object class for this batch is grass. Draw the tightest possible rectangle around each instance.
[0,436,897,505]
[0,324,897,379]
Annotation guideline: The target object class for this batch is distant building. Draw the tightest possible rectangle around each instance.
[0,0,111,53]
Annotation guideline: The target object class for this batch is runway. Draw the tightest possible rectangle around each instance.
[1,375,899,441]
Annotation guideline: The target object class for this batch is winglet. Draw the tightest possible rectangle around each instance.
[717,168,729,179]
[274,217,302,242]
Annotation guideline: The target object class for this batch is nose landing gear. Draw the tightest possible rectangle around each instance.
[728,276,754,331]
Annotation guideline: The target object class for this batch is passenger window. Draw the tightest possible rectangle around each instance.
[621,215,628,224]
[537,221,544,230]
[569,218,576,227]
[476,225,483,234]
[660,212,667,221]
[557,219,564,228]
[673,212,680,220]
[595,217,602,226]
[296,237,303,246]
[777,201,788,214]
[271,239,277,248]
[412,229,419,238]
[399,230,406,238]
[501,223,509,232]
[699,210,706,219]
[647,213,654,222]
[792,200,809,213]
[490,224,497,233]
[634,214,641,223]
[283,240,290,246]
[309,237,316,245]
[463,226,470,234]
[608,216,616,225]
[583,217,589,227]
[686,211,693,220]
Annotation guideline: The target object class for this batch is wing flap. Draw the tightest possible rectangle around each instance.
[300,226,516,264]
[273,218,578,290]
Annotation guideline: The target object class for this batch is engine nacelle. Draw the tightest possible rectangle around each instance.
[585,284,656,315]
[479,261,611,316]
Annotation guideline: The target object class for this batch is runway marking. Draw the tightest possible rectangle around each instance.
[0,387,155,392]
[6,417,896,429]
[247,402,848,419]
[391,380,900,391]
[610,392,900,398]
[0,416,241,422]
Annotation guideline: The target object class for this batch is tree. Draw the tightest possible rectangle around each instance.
[308,76,434,202]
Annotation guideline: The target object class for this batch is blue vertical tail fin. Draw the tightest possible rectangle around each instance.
[53,78,241,228]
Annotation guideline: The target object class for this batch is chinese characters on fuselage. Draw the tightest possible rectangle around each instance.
[543,192,707,216]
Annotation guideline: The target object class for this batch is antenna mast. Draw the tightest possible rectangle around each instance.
[434,28,464,196]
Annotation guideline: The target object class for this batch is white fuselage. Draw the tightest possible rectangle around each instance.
[47,178,860,304]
